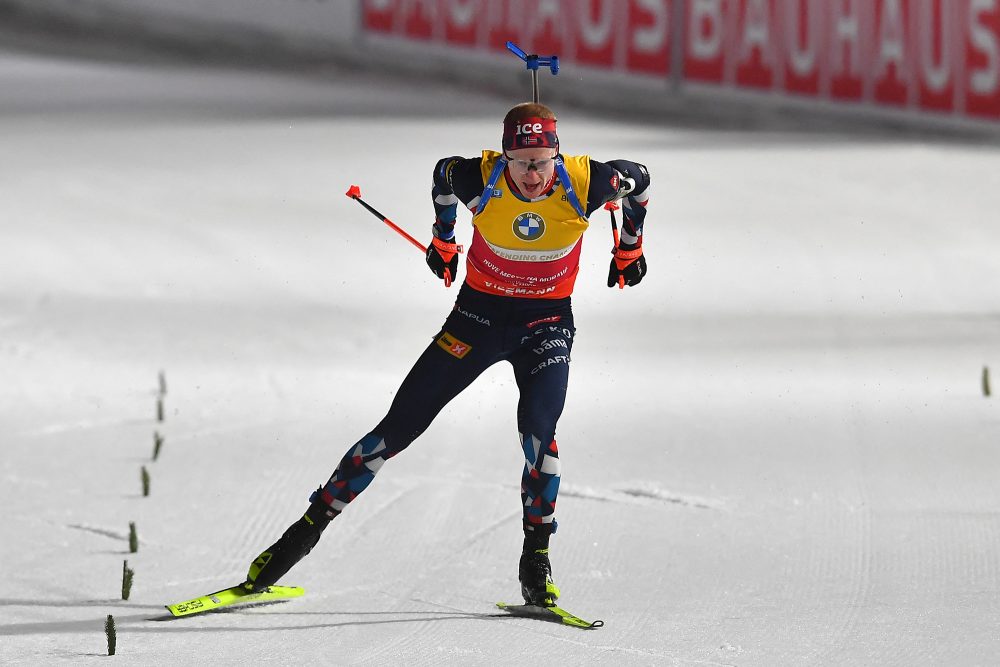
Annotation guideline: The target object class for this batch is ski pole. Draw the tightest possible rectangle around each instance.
[346,185,462,288]
[604,201,625,290]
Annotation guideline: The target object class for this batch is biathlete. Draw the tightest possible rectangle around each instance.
[242,102,650,607]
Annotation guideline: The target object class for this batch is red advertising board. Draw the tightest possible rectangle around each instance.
[914,0,955,112]
[826,0,868,102]
[684,0,728,82]
[783,0,823,96]
[732,0,780,90]
[577,0,618,69]
[363,0,672,75]
[678,0,999,118]
[966,0,1000,118]
[871,0,912,107]
[626,0,673,75]
[362,0,396,33]
[443,0,478,46]
[362,0,1000,121]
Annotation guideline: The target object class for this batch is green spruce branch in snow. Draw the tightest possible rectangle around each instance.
[105,614,116,655]
[121,560,134,600]
[152,431,163,461]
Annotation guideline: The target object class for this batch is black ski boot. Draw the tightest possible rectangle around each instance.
[243,494,335,592]
[519,532,560,607]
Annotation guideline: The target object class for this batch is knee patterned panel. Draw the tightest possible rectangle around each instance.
[317,433,389,513]
[520,433,561,532]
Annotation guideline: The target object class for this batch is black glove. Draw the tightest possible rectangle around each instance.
[426,236,460,282]
[607,241,646,288]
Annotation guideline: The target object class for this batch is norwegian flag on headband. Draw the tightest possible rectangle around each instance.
[502,117,559,151]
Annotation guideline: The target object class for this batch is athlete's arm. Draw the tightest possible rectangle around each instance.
[431,156,486,241]
[587,159,650,247]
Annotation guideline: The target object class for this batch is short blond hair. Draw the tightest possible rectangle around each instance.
[503,102,557,125]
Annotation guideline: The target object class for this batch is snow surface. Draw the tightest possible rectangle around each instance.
[2,48,1000,666]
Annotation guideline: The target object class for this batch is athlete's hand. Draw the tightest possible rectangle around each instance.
[607,241,646,287]
[426,236,460,282]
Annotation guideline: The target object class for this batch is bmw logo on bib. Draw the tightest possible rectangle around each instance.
[513,212,545,242]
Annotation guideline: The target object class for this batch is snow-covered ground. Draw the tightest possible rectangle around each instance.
[2,46,1000,666]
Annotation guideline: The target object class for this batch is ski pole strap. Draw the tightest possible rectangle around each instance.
[555,157,587,219]
[430,235,461,261]
[475,154,509,216]
[612,246,643,262]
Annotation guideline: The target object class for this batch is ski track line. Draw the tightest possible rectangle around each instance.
[298,516,676,664]
[456,508,522,553]
[348,483,420,535]
[180,419,320,530]
[266,372,287,402]
[229,466,298,563]
[325,483,419,547]
[809,500,874,665]
[376,502,520,598]
[841,501,873,661]
[360,616,449,664]
[319,478,652,624]
[317,495,520,597]
[797,427,875,666]
[356,500,498,584]
[325,492,520,661]
[161,448,301,585]
[355,505,520,599]
[413,595,733,666]
[158,477,712,651]
[225,445,431,564]
[296,484,434,601]
[899,510,1000,664]
[319,591,473,665]
[167,418,294,445]
[123,608,501,645]
[19,416,150,437]
[0,612,160,638]
[399,476,726,512]
[559,483,724,511]
[404,596,511,663]
[776,504,853,664]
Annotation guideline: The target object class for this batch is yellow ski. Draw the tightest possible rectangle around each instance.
[166,585,304,617]
[496,602,604,629]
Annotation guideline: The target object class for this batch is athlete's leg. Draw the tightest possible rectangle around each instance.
[315,326,497,514]
[510,321,574,534]
[509,321,575,605]
[245,303,499,590]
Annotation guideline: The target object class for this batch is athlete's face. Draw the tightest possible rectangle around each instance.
[505,147,558,199]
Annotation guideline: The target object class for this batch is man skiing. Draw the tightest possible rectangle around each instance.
[242,102,650,608]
